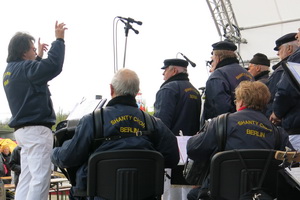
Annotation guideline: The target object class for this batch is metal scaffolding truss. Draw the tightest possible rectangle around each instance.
[206,0,247,45]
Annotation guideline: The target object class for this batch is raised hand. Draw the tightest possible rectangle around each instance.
[37,38,49,58]
[55,21,68,39]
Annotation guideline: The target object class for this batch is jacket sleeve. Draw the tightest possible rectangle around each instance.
[151,117,180,168]
[273,73,300,118]
[25,39,65,85]
[9,147,21,173]
[187,119,219,162]
[154,86,178,129]
[51,114,94,168]
[205,77,232,119]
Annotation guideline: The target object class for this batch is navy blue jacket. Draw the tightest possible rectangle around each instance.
[272,48,300,133]
[204,58,254,120]
[154,73,201,136]
[3,39,65,128]
[265,60,286,119]
[187,108,293,163]
[52,95,180,194]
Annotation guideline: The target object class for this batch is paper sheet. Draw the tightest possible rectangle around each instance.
[285,167,300,186]
[176,136,191,165]
[67,98,105,120]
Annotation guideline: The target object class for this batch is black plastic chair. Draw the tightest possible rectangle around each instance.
[209,149,281,200]
[87,149,164,200]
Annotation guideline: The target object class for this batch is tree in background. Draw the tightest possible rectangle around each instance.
[0,109,69,133]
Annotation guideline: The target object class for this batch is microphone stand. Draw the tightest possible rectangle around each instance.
[120,19,139,68]
[123,21,130,69]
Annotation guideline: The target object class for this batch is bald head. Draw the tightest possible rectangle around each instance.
[110,68,140,98]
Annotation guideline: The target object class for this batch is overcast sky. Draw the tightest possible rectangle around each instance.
[0,0,219,122]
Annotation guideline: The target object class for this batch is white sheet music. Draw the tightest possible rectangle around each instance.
[287,62,300,84]
[176,136,191,165]
[285,167,300,186]
[67,98,104,120]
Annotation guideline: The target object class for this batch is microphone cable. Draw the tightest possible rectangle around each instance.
[113,17,120,74]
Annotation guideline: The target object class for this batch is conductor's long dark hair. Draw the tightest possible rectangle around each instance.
[7,32,35,63]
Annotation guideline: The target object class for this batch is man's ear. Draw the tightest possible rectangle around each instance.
[256,65,261,72]
[287,45,293,54]
[173,67,178,75]
[110,84,114,97]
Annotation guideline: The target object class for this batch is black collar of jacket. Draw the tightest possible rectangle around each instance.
[160,73,189,88]
[272,56,289,70]
[106,95,138,107]
[216,57,239,70]
[254,70,270,81]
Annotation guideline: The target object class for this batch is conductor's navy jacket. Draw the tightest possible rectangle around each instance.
[3,39,65,128]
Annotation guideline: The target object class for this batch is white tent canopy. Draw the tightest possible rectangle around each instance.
[212,0,300,64]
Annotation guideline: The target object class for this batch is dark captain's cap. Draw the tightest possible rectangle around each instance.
[249,53,270,67]
[212,41,237,51]
[161,58,188,69]
[274,33,297,51]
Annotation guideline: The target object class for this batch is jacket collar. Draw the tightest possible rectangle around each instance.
[106,95,138,107]
[160,73,189,88]
[216,57,239,69]
[272,56,289,70]
[254,70,270,81]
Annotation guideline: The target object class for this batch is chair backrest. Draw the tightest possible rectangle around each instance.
[209,149,281,200]
[87,149,164,200]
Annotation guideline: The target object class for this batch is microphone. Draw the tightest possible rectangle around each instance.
[119,19,139,34]
[117,16,142,25]
[198,87,206,91]
[129,25,139,34]
[206,60,212,66]
[180,53,196,67]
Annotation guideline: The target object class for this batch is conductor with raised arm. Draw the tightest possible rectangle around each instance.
[2,21,67,200]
